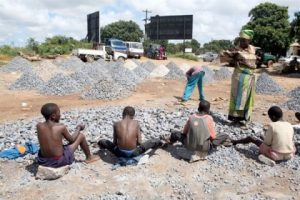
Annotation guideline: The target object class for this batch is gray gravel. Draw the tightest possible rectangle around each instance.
[81,193,135,200]
[39,73,81,96]
[0,106,298,170]
[255,72,285,95]
[141,61,156,72]
[282,86,300,112]
[133,66,150,81]
[81,78,128,100]
[70,71,95,88]
[165,61,185,80]
[9,71,44,90]
[107,62,138,90]
[54,56,85,71]
[0,56,33,73]
[202,66,215,84]
[213,67,232,80]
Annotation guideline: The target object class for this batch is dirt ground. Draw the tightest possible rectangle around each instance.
[0,57,300,200]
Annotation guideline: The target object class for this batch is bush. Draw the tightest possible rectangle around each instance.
[0,45,20,57]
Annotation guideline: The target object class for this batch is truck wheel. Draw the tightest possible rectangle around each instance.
[86,55,94,63]
[117,57,125,62]
[267,60,274,68]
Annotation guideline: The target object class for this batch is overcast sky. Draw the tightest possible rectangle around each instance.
[0,0,299,46]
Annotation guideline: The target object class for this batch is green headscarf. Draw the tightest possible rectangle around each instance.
[239,29,254,40]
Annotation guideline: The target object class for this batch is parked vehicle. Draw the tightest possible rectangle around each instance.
[125,42,143,59]
[145,44,167,60]
[73,43,127,62]
[105,39,128,60]
[278,55,300,65]
[255,48,276,68]
[202,52,218,62]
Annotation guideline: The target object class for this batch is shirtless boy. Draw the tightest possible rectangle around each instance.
[98,106,162,158]
[37,103,99,168]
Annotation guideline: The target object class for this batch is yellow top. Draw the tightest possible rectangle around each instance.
[264,121,295,154]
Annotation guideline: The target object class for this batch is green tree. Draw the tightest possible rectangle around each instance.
[101,20,143,42]
[242,2,290,56]
[290,12,300,42]
[201,40,233,53]
[26,38,39,53]
[191,39,201,53]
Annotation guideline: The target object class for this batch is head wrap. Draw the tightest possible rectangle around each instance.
[239,29,254,40]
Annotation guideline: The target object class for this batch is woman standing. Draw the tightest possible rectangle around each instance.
[227,29,257,124]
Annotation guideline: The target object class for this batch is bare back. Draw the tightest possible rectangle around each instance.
[114,118,141,150]
[37,122,65,158]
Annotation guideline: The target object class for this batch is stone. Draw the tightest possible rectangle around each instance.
[36,165,70,180]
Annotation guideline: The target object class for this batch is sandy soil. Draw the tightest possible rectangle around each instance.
[0,57,299,200]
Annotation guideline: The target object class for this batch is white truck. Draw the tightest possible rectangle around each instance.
[72,44,127,62]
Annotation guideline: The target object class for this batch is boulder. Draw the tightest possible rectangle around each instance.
[36,165,70,180]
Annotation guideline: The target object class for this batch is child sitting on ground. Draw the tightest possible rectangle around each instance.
[167,100,230,161]
[36,103,99,168]
[233,106,295,166]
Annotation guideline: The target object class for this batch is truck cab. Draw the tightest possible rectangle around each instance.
[125,41,144,59]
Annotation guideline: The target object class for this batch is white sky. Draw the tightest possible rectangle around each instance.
[0,0,299,46]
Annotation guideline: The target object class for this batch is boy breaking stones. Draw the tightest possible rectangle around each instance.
[98,106,162,158]
[233,106,296,166]
[166,100,230,162]
[37,103,99,168]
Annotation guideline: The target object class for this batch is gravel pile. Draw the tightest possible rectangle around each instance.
[81,78,128,100]
[150,65,169,78]
[141,61,156,72]
[70,71,95,88]
[39,73,81,96]
[289,86,300,99]
[9,71,44,90]
[202,66,215,84]
[108,62,138,90]
[283,86,300,112]
[165,61,185,80]
[33,60,62,81]
[0,56,33,73]
[55,56,85,71]
[255,72,285,95]
[213,67,232,80]
[81,62,110,82]
[133,66,150,81]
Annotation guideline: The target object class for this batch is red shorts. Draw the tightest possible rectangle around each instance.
[259,143,294,161]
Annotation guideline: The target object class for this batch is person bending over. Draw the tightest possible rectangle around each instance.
[98,106,162,158]
[233,106,295,164]
[37,103,99,168]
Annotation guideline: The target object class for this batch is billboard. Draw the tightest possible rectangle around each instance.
[145,15,193,40]
[87,11,100,43]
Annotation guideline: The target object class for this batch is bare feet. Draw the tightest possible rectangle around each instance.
[85,155,100,164]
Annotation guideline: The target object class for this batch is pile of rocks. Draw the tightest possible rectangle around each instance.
[213,67,233,80]
[164,62,185,80]
[81,79,128,100]
[255,72,285,95]
[9,71,44,90]
[54,56,85,71]
[1,106,298,169]
[284,86,300,112]
[39,73,81,96]
[202,66,215,84]
[0,56,33,73]
[141,61,156,73]
[70,71,95,88]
